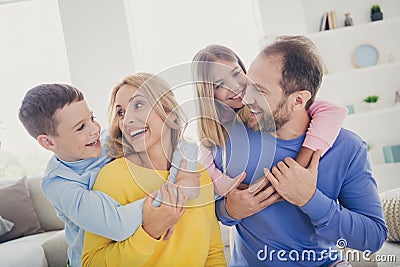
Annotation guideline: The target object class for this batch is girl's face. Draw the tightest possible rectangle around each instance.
[212,59,247,109]
[115,84,168,154]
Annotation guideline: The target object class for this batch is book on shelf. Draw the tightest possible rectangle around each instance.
[320,10,337,31]
[328,11,335,30]
[320,12,328,31]
[332,10,337,29]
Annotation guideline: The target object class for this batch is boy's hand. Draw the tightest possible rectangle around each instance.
[142,182,186,240]
[175,159,200,199]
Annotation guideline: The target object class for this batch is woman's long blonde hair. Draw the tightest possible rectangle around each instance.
[107,73,183,159]
[192,44,249,149]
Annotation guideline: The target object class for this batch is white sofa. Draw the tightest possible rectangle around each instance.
[0,177,67,267]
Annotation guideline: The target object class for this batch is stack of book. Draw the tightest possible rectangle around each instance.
[320,10,337,31]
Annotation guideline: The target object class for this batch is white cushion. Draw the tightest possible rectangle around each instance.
[0,243,47,267]
[380,187,400,242]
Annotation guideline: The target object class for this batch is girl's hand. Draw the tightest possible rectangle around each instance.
[142,182,187,240]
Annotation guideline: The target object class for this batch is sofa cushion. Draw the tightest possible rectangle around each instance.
[27,176,64,231]
[0,242,47,267]
[42,230,68,267]
[0,177,43,243]
[380,187,400,242]
[5,230,61,246]
[0,215,14,237]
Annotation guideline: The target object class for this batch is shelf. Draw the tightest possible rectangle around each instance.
[373,161,400,171]
[323,61,400,79]
[306,17,400,74]
[318,61,400,109]
[346,106,400,119]
[307,17,400,39]
[0,0,31,4]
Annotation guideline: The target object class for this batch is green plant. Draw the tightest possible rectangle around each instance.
[363,95,379,103]
[371,4,381,13]
[367,143,373,151]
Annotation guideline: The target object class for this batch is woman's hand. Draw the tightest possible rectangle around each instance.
[142,182,187,240]
[175,159,201,199]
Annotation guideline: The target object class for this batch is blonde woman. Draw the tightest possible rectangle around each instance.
[192,44,348,196]
[82,73,226,267]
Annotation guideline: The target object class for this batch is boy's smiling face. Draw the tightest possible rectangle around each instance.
[46,100,102,162]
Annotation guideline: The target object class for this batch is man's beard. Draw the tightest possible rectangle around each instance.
[247,96,290,133]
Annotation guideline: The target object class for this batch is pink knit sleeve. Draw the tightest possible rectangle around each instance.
[199,145,237,196]
[304,99,347,156]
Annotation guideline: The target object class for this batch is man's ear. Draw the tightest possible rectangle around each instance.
[290,90,312,111]
[37,134,56,152]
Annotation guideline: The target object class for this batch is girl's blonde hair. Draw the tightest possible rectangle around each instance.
[107,73,183,158]
[192,44,249,150]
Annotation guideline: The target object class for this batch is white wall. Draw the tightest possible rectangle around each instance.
[0,0,69,175]
[256,0,307,38]
[125,0,260,73]
[58,0,136,127]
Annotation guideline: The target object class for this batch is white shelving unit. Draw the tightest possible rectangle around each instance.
[253,0,400,192]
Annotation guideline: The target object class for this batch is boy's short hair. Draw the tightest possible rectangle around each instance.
[19,84,84,138]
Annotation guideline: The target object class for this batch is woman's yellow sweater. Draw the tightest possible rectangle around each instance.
[82,157,226,267]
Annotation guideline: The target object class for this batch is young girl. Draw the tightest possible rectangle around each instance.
[82,73,225,267]
[192,44,347,196]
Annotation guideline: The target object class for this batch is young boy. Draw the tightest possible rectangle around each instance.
[18,84,198,267]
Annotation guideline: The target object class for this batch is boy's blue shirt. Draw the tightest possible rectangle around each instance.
[41,147,144,267]
[41,136,197,267]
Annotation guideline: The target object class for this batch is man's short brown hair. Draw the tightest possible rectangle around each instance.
[261,35,323,109]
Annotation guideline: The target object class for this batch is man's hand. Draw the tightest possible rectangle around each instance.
[265,150,322,207]
[225,173,282,220]
[175,159,200,199]
[142,182,187,240]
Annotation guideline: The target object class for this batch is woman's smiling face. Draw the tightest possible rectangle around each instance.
[115,84,168,154]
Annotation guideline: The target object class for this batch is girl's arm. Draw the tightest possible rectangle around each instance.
[200,145,243,196]
[296,99,347,167]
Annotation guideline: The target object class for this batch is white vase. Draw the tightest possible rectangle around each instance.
[367,103,378,110]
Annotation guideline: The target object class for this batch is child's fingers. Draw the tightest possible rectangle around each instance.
[160,183,171,205]
[233,172,246,189]
[250,176,270,195]
[178,197,187,215]
[248,176,265,193]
